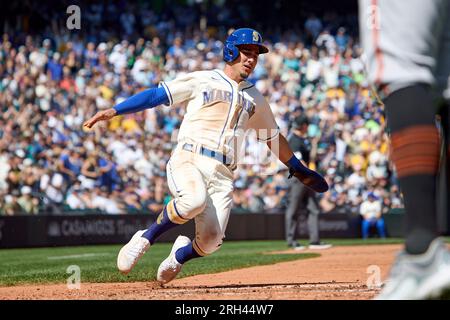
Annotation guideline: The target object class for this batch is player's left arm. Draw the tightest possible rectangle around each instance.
[266,134,294,163]
[266,134,308,175]
[250,94,328,193]
[83,86,169,129]
[267,131,328,193]
[246,94,310,173]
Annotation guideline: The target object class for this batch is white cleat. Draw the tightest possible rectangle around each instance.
[117,230,150,274]
[157,235,191,284]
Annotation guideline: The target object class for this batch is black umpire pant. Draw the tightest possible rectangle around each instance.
[285,179,320,246]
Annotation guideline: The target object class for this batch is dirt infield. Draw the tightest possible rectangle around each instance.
[0,244,401,300]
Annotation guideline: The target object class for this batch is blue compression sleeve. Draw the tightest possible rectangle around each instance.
[113,87,169,115]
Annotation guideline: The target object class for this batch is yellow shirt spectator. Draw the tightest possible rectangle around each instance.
[326,87,345,99]
[350,153,367,171]
[122,116,141,133]
[109,115,123,131]
[99,85,114,101]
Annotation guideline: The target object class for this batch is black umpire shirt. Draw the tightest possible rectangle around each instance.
[287,132,311,164]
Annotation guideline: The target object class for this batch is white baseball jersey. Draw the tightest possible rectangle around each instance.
[159,69,280,165]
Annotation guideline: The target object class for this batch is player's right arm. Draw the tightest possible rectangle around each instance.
[83,86,169,129]
[83,72,200,129]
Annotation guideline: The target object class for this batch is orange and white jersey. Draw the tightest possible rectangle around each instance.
[160,69,280,163]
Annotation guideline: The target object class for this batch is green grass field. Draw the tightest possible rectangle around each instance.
[0,238,405,286]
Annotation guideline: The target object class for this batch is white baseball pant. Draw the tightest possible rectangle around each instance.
[165,143,234,256]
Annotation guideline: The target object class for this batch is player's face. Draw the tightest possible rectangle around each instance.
[236,44,259,79]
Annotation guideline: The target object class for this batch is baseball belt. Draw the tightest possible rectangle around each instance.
[182,143,233,167]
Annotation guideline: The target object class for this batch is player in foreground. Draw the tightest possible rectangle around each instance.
[84,28,328,284]
[359,0,450,299]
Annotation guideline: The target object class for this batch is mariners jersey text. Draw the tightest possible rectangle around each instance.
[160,69,279,163]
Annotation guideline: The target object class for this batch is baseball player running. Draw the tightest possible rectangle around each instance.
[359,0,450,299]
[83,28,328,284]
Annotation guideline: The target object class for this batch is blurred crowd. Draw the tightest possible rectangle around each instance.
[0,1,404,216]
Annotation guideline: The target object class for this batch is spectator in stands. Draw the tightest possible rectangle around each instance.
[304,14,323,42]
[360,192,386,239]
[335,27,349,52]
[66,182,87,210]
[17,186,39,214]
[139,189,161,214]
[47,52,63,82]
[247,177,265,213]
[58,149,83,188]
[3,194,21,216]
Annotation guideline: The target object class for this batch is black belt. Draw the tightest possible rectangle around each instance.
[182,143,233,166]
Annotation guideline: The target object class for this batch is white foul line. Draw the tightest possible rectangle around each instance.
[47,253,111,260]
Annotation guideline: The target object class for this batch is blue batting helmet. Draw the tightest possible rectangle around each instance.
[223,28,269,63]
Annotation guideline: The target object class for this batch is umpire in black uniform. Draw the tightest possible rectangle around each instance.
[285,115,332,250]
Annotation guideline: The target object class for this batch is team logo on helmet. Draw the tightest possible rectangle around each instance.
[252,31,259,42]
[223,28,268,62]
